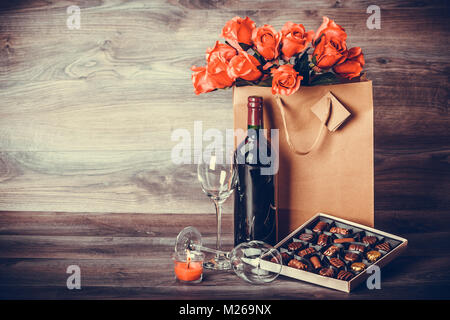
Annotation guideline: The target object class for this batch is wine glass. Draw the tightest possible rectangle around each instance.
[175,226,282,284]
[197,148,237,270]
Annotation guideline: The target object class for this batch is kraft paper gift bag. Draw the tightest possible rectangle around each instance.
[233,81,374,239]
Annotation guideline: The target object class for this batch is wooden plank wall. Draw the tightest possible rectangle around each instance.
[0,1,448,224]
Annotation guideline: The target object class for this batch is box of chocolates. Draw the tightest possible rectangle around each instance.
[269,213,408,292]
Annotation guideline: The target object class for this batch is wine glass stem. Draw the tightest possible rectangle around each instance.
[214,200,222,253]
[191,244,229,258]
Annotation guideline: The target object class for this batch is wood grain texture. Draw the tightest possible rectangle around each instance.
[0,211,449,300]
[0,1,449,217]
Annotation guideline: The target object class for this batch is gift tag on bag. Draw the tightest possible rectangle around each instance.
[310,91,351,132]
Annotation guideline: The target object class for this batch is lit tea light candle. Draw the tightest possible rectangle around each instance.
[173,250,204,283]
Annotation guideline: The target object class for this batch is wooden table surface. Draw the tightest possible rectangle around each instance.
[1,211,449,300]
[0,0,448,219]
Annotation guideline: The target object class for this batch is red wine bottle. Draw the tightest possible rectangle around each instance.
[234,96,277,246]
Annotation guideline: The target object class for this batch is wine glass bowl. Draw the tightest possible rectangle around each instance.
[175,226,202,254]
[197,153,236,203]
[230,240,282,284]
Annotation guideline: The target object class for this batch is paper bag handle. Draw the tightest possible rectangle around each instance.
[275,95,331,156]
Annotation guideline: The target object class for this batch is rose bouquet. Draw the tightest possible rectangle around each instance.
[191,16,365,96]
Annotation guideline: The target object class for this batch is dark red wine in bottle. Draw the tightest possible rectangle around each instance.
[234,96,277,246]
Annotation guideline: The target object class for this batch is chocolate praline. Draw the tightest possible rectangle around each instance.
[272,252,291,264]
[312,221,329,233]
[362,236,377,245]
[329,257,345,268]
[299,233,314,242]
[317,234,329,246]
[319,268,334,278]
[330,227,350,235]
[323,245,339,257]
[288,258,308,270]
[351,262,366,272]
[337,270,354,281]
[367,250,382,262]
[344,252,360,262]
[349,244,366,253]
[375,242,391,252]
[298,247,316,258]
[334,237,355,244]
[310,256,322,269]
[287,241,303,252]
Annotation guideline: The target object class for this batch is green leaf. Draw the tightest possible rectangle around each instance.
[311,55,317,66]
[238,42,252,51]
[294,50,310,85]
[252,49,267,66]
[235,77,273,88]
[256,77,273,87]
[235,79,257,87]
[310,72,340,86]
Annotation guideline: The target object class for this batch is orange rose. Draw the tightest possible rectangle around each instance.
[312,16,348,69]
[191,52,235,95]
[280,22,314,60]
[221,16,256,50]
[228,50,262,81]
[206,41,237,63]
[313,16,347,45]
[252,25,281,61]
[271,65,303,96]
[313,38,347,69]
[333,47,365,79]
[207,54,234,88]
[191,66,217,95]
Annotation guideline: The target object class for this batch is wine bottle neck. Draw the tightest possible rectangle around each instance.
[247,107,263,129]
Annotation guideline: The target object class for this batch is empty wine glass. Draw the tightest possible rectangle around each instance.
[175,226,282,284]
[197,148,237,270]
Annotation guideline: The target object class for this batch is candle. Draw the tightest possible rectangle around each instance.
[173,251,204,283]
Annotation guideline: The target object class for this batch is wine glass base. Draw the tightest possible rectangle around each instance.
[204,257,231,271]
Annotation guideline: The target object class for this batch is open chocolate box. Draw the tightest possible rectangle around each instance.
[262,213,408,292]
